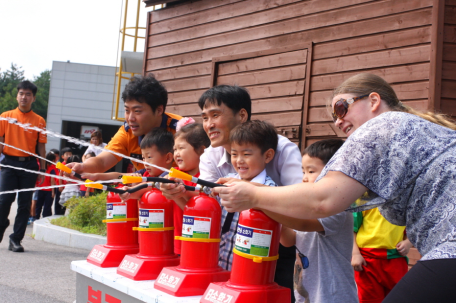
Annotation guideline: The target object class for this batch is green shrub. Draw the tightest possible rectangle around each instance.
[51,192,108,236]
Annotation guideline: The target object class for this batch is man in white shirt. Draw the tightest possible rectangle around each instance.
[162,85,302,302]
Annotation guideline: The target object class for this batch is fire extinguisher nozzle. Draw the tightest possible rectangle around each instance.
[122,175,144,184]
[85,180,104,190]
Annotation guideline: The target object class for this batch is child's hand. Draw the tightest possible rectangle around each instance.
[351,253,366,271]
[161,177,187,200]
[119,186,130,202]
[396,239,413,256]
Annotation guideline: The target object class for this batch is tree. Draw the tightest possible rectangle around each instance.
[33,70,51,119]
[0,63,50,120]
[0,63,25,114]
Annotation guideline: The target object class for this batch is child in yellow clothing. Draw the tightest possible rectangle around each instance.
[352,208,413,303]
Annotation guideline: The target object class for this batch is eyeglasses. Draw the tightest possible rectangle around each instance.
[331,94,370,122]
[295,246,309,269]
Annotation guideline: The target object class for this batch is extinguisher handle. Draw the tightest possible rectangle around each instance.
[145,177,176,184]
[126,183,149,193]
[197,179,226,188]
[107,187,126,194]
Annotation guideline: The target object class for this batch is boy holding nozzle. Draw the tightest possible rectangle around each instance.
[218,120,279,271]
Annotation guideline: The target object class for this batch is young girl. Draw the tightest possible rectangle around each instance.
[35,152,58,219]
[170,119,210,255]
[59,155,82,209]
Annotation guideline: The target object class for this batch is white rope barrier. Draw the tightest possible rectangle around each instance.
[0,116,170,173]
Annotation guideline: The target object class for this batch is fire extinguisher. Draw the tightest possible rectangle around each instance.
[154,191,231,297]
[136,186,175,257]
[230,209,281,285]
[117,184,180,280]
[201,209,290,302]
[86,184,139,268]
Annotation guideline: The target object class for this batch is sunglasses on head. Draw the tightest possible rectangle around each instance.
[331,94,370,122]
[295,246,309,269]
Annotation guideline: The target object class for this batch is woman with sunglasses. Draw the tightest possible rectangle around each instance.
[213,73,456,302]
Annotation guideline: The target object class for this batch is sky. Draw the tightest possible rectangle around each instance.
[0,0,154,79]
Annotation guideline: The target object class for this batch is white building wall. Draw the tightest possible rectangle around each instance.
[47,61,122,151]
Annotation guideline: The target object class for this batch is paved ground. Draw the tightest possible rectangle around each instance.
[0,201,88,303]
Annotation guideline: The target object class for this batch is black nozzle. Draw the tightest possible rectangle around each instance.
[197,179,226,188]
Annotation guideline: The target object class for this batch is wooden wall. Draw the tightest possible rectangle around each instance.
[441,0,456,115]
[144,0,443,148]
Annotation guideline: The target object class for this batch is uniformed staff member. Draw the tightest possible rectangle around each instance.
[0,80,47,252]
[69,74,182,175]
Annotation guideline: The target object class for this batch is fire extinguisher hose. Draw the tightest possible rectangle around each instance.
[232,248,279,263]
[133,227,174,231]
[174,236,221,243]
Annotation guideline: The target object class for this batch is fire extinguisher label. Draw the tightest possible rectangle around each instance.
[139,209,164,228]
[106,203,126,219]
[235,224,273,257]
[182,215,211,239]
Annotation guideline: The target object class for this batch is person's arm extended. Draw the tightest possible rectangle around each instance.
[352,233,366,271]
[262,210,324,232]
[214,171,367,220]
[217,177,270,187]
[68,151,118,174]
[280,226,296,247]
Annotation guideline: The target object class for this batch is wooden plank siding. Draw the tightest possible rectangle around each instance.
[441,1,456,115]
[145,0,442,151]
[211,47,308,146]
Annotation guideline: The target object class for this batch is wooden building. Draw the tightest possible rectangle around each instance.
[143,0,456,150]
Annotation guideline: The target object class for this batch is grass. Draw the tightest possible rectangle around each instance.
[50,192,108,236]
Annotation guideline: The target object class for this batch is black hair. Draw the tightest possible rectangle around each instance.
[230,120,278,153]
[17,80,37,96]
[121,73,168,112]
[66,155,81,165]
[198,85,251,120]
[175,123,210,152]
[45,152,57,169]
[303,139,345,165]
[61,147,72,154]
[86,152,96,158]
[140,127,174,155]
[50,148,60,155]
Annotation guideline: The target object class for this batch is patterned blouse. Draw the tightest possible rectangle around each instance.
[317,111,456,261]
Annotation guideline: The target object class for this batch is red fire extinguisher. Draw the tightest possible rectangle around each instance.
[86,187,139,268]
[117,185,180,280]
[201,209,290,303]
[154,192,231,297]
